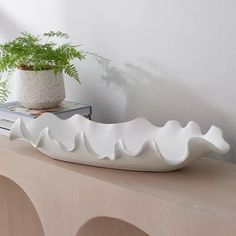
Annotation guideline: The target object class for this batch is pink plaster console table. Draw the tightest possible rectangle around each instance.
[0,135,236,236]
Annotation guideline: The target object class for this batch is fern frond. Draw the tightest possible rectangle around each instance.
[43,31,69,39]
[64,64,81,84]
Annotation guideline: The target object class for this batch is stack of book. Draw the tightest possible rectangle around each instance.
[0,100,92,133]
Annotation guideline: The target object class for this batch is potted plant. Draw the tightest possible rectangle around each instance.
[0,31,86,109]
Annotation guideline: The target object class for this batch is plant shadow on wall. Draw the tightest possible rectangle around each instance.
[101,62,235,163]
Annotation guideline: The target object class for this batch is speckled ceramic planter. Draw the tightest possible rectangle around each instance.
[16,69,65,109]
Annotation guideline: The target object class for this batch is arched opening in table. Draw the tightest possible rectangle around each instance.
[0,175,45,236]
[77,216,149,236]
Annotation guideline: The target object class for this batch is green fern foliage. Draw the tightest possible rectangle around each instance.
[0,31,86,78]
[0,31,88,103]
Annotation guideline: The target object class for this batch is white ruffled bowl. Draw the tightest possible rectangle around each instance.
[9,113,230,172]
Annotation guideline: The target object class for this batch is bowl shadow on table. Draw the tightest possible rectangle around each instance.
[101,62,235,163]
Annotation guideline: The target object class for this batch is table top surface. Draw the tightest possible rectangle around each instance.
[0,135,236,221]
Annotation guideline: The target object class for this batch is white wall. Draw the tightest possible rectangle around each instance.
[0,0,236,162]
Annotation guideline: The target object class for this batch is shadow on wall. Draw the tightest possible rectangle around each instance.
[0,9,22,40]
[101,62,235,163]
[77,216,149,236]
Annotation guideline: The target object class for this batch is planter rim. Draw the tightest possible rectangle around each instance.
[17,68,59,73]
